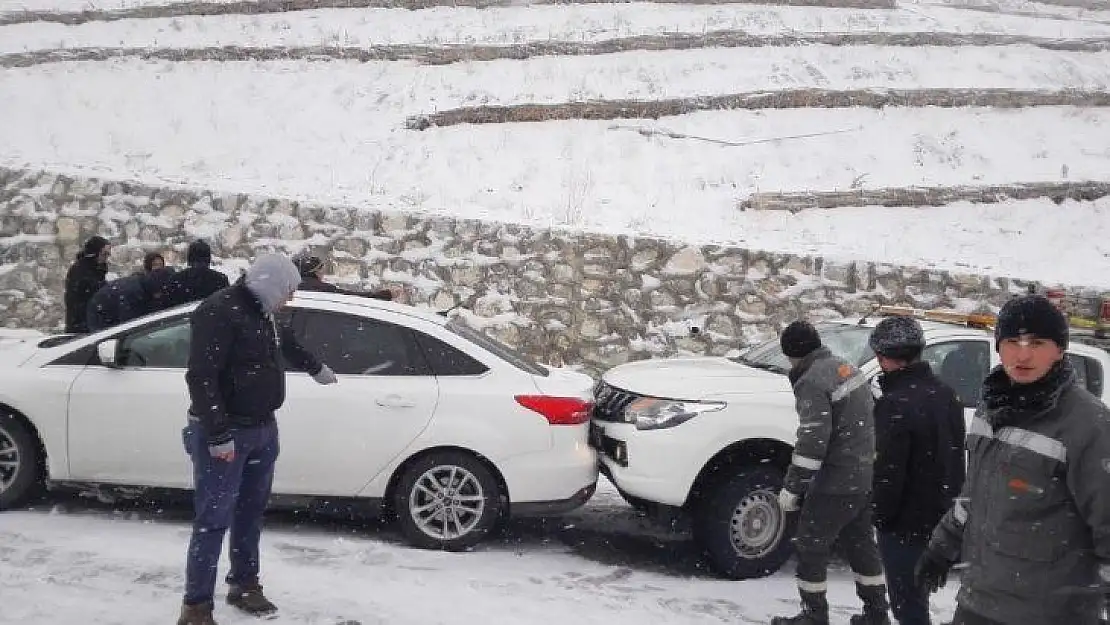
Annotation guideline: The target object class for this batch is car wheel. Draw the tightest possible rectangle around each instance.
[0,413,43,510]
[393,451,503,551]
[693,465,794,580]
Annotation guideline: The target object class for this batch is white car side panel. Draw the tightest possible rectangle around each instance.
[356,374,589,501]
[0,367,81,480]
[67,367,193,487]
[274,372,438,496]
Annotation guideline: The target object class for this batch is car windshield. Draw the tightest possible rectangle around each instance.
[731,323,875,374]
[446,317,550,377]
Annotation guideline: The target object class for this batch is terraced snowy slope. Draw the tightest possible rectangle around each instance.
[1,0,1108,287]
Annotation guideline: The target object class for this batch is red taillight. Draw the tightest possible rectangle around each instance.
[515,395,593,425]
[1100,300,1110,322]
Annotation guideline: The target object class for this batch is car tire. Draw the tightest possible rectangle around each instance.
[393,451,503,551]
[0,412,43,510]
[693,465,795,580]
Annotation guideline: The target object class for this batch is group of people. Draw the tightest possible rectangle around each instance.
[774,295,1110,625]
[62,235,400,336]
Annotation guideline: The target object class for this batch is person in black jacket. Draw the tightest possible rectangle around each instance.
[63,235,111,333]
[868,316,966,625]
[178,253,337,625]
[163,240,230,308]
[293,253,397,301]
[86,266,177,332]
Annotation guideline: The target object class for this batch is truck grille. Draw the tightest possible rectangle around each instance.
[591,381,640,423]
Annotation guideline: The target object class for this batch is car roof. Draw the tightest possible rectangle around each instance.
[825,316,1110,360]
[289,290,450,327]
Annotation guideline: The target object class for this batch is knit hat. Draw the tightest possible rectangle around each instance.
[293,254,324,277]
[79,235,109,260]
[869,316,925,361]
[781,320,822,359]
[995,294,1069,350]
[186,240,213,267]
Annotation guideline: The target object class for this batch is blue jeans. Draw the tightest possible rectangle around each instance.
[878,532,931,625]
[182,421,279,605]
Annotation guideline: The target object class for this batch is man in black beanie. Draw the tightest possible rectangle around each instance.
[162,240,231,308]
[64,235,111,333]
[917,294,1110,625]
[773,320,891,625]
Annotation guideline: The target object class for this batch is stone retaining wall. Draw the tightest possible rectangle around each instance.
[0,167,1070,373]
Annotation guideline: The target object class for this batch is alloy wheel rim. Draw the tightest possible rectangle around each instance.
[0,425,21,495]
[408,465,485,541]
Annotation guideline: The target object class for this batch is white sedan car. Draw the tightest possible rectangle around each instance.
[0,291,599,550]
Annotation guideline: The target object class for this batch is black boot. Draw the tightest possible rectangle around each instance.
[177,602,218,625]
[226,582,278,617]
[850,583,892,625]
[771,591,830,625]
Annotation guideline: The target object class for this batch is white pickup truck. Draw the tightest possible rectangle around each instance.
[589,308,1110,580]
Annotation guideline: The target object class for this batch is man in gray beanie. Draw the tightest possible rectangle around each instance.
[917,294,1110,625]
[179,253,337,625]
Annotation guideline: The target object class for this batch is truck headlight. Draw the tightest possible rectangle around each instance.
[625,398,726,430]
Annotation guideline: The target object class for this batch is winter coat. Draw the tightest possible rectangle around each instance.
[163,266,230,308]
[784,346,877,496]
[64,257,107,333]
[928,360,1110,625]
[872,361,966,541]
[85,267,175,332]
[185,278,322,445]
[298,274,393,300]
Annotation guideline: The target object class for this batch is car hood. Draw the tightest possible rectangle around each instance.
[603,356,793,400]
[0,330,46,367]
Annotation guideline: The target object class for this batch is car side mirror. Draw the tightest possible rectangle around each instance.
[97,339,120,368]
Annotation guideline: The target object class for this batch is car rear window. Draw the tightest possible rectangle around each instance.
[446,318,549,377]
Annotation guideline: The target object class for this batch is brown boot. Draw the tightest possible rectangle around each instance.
[227,582,278,617]
[177,602,218,625]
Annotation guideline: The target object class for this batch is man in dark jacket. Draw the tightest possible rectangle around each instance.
[86,266,176,332]
[916,295,1110,625]
[163,240,230,308]
[868,316,966,625]
[774,320,891,625]
[178,253,337,625]
[63,235,111,333]
[293,254,397,301]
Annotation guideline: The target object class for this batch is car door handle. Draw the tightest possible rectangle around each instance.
[376,395,416,408]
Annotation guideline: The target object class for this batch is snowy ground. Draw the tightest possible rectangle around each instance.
[0,477,963,625]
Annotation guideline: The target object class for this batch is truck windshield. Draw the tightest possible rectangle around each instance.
[731,323,874,374]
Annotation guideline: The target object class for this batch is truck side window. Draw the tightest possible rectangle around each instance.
[922,341,991,409]
[1066,353,1104,398]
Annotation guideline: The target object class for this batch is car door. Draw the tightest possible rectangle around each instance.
[273,307,439,497]
[921,339,994,426]
[66,314,195,488]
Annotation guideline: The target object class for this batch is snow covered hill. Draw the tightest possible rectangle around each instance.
[0,0,1108,287]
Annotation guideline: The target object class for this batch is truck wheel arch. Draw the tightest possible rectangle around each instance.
[683,438,792,510]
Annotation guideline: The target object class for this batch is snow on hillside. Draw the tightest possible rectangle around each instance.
[2,2,1109,289]
[3,54,1109,286]
[4,2,1110,50]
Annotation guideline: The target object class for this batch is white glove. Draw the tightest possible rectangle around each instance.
[312,363,338,385]
[778,489,801,513]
